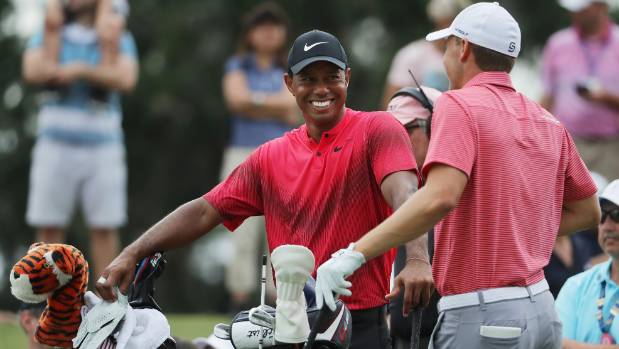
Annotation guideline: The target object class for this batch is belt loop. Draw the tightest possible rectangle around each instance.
[477,291,487,311]
[526,285,536,303]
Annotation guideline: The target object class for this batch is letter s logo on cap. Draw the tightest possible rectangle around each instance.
[508,42,516,53]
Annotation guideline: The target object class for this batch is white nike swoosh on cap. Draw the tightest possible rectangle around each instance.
[304,42,328,51]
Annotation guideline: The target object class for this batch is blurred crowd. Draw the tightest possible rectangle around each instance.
[7,0,619,349]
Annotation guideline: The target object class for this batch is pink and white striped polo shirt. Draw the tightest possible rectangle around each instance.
[422,72,597,296]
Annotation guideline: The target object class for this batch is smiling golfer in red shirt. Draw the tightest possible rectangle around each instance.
[96,29,433,349]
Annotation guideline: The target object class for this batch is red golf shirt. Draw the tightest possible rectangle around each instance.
[423,72,597,296]
[205,108,418,310]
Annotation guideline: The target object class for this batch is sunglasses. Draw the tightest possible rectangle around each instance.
[601,207,619,224]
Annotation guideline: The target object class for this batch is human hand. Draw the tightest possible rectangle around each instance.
[96,12,125,46]
[315,243,366,311]
[45,0,65,30]
[385,259,434,316]
[52,63,88,85]
[95,248,139,302]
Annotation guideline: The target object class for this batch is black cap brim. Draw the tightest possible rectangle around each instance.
[290,56,346,75]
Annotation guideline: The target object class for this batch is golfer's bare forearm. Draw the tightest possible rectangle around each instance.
[380,171,428,260]
[125,198,222,259]
[406,233,430,262]
[357,165,467,260]
[357,185,451,260]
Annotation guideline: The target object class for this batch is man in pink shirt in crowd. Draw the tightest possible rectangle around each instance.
[541,0,619,180]
[316,3,601,349]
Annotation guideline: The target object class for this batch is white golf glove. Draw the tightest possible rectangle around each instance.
[73,289,128,349]
[315,243,366,311]
[271,245,315,344]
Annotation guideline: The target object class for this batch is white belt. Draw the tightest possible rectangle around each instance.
[437,279,549,312]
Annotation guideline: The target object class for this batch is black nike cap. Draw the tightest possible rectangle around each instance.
[287,30,348,75]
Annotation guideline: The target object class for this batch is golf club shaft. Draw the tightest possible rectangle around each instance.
[259,255,267,349]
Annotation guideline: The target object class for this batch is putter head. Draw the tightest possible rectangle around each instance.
[127,252,166,311]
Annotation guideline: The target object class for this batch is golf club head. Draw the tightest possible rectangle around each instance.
[304,300,351,349]
[128,252,166,311]
[214,323,232,340]
[249,305,276,329]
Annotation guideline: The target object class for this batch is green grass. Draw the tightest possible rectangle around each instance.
[0,313,231,348]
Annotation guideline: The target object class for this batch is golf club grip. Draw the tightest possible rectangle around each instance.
[303,303,331,349]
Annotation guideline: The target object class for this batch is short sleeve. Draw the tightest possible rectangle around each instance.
[540,38,556,96]
[26,31,44,51]
[422,94,477,179]
[563,130,597,201]
[554,276,579,340]
[203,147,264,231]
[119,32,138,59]
[366,112,418,185]
[224,56,243,74]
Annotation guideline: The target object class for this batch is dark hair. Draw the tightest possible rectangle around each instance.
[238,1,290,67]
[469,42,515,73]
[18,302,45,317]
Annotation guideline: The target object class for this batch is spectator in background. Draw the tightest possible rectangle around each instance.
[555,179,619,347]
[386,85,442,349]
[541,0,619,180]
[22,0,138,280]
[545,171,608,298]
[221,1,299,312]
[17,303,50,349]
[381,0,470,109]
[44,0,128,71]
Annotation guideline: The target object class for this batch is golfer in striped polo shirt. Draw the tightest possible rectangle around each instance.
[316,3,601,349]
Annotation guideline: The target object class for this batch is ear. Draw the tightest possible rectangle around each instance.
[51,249,74,276]
[344,68,351,88]
[284,73,294,95]
[460,39,472,63]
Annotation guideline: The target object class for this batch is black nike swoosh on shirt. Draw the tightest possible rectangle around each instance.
[334,146,343,152]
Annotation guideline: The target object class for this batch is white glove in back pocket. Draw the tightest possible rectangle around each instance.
[480,325,522,339]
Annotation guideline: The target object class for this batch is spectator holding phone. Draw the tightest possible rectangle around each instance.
[541,0,619,180]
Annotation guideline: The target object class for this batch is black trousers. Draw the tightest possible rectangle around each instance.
[350,306,392,349]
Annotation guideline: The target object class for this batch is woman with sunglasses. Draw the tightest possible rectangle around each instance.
[556,179,619,347]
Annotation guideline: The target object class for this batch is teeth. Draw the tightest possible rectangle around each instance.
[312,100,330,107]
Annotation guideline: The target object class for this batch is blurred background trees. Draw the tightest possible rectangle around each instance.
[0,0,609,312]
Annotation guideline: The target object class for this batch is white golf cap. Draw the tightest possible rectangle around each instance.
[558,0,609,12]
[601,179,619,206]
[426,2,521,58]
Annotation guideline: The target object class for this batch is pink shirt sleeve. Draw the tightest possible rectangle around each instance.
[422,94,477,179]
[562,130,597,201]
[367,112,418,185]
[203,147,265,231]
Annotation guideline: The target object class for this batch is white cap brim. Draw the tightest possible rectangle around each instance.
[426,27,453,41]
